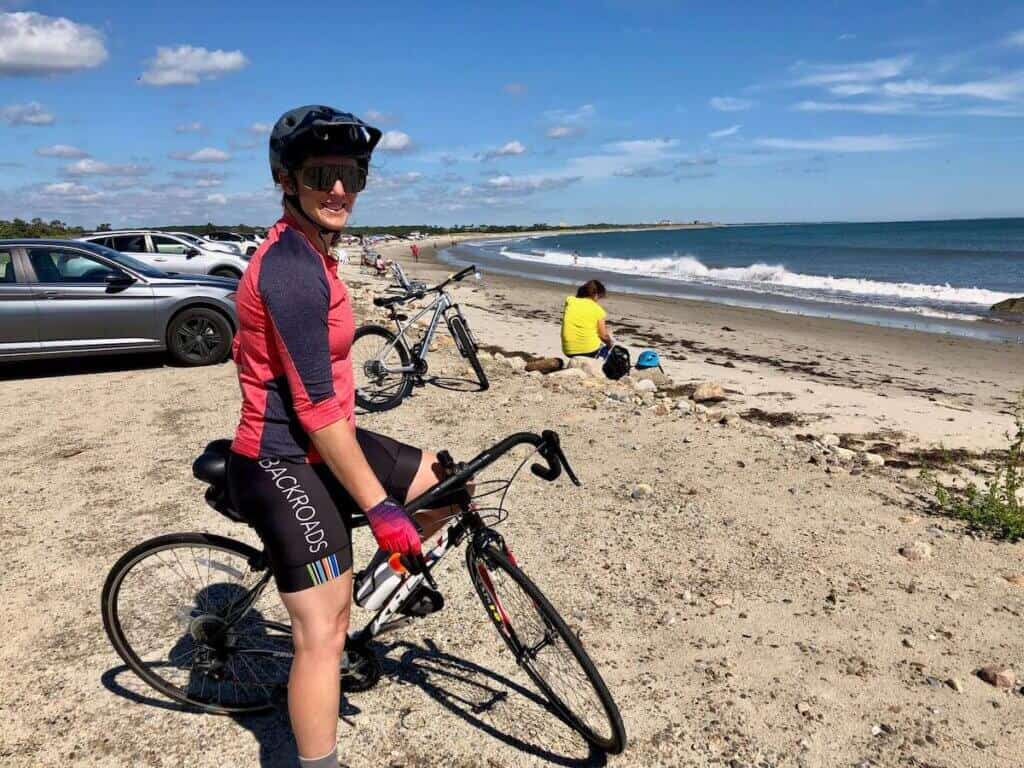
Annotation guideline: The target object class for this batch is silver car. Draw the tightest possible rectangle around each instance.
[77,230,250,279]
[0,239,238,366]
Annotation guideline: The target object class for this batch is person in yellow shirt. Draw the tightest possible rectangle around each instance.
[561,279,614,357]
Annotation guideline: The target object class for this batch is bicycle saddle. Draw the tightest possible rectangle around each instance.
[373,294,408,307]
[193,438,232,486]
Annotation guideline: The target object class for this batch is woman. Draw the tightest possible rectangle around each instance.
[561,278,614,358]
[227,105,461,768]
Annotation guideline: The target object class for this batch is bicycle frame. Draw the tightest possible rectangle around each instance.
[376,291,462,375]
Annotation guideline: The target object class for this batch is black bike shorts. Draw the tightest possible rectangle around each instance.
[226,428,422,593]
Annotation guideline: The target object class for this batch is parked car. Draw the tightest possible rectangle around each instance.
[77,230,249,279]
[0,239,237,366]
[168,231,242,256]
[203,230,261,256]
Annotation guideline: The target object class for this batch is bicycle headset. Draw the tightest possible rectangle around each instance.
[268,105,382,248]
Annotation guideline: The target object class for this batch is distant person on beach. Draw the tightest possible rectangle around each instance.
[410,242,419,262]
[573,251,580,266]
[561,279,614,358]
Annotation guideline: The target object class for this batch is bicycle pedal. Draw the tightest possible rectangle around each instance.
[375,615,415,637]
[398,586,445,618]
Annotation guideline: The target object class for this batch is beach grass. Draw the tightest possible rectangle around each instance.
[924,392,1024,540]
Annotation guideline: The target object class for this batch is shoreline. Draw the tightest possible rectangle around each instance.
[370,237,1024,454]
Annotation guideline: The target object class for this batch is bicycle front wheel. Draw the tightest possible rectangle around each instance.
[101,533,292,714]
[351,324,413,412]
[466,543,626,753]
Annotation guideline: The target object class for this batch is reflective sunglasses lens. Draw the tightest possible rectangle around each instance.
[302,165,366,192]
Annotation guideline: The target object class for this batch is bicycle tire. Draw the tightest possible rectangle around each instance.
[466,543,626,753]
[448,315,489,391]
[102,533,288,714]
[351,324,413,412]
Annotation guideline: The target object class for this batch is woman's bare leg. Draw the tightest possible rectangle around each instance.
[406,450,469,539]
[279,573,352,760]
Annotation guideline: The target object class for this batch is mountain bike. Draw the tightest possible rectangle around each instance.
[352,264,488,412]
[100,430,626,755]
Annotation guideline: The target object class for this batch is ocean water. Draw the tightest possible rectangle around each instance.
[447,218,1024,340]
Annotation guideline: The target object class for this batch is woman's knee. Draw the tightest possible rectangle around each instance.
[291,609,350,657]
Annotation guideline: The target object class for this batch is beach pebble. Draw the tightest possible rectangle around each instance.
[634,379,658,392]
[653,402,671,416]
[634,369,672,387]
[978,665,1016,689]
[861,452,886,467]
[691,382,727,403]
[899,541,933,561]
[833,447,856,462]
[552,367,589,380]
[1004,574,1024,587]
[675,399,694,413]
[821,434,841,447]
[630,483,654,500]
[507,356,527,371]
[567,357,603,378]
[946,678,964,693]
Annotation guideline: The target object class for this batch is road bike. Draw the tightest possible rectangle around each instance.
[351,264,488,412]
[101,430,626,755]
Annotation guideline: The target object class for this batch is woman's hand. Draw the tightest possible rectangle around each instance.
[365,497,423,558]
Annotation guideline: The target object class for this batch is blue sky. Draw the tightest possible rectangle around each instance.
[2,1,1024,227]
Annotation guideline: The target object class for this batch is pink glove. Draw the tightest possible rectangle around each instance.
[365,497,422,558]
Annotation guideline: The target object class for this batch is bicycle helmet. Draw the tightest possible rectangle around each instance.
[269,105,382,243]
[636,349,661,370]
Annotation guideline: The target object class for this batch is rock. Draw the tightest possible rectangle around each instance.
[796,701,811,716]
[525,356,565,374]
[862,452,886,467]
[507,356,527,371]
[946,678,964,693]
[821,434,841,447]
[833,447,856,462]
[630,483,653,500]
[567,357,604,378]
[1004,574,1024,587]
[719,413,739,426]
[990,296,1024,318]
[978,665,1016,689]
[691,382,727,403]
[653,402,671,416]
[710,596,733,608]
[633,378,658,392]
[633,369,672,387]
[675,399,693,413]
[552,367,589,380]
[899,541,932,561]
[899,514,920,524]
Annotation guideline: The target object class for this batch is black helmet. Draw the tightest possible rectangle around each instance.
[268,105,382,184]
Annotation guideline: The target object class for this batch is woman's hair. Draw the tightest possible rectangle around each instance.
[576,279,606,300]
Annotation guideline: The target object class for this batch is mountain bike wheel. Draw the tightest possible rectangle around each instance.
[466,543,626,754]
[448,315,489,391]
[351,324,413,412]
[101,533,291,714]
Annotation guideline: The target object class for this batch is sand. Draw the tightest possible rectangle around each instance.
[1,236,1022,767]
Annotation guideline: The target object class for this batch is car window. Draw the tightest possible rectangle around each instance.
[151,235,189,255]
[84,243,166,278]
[110,234,147,252]
[28,248,120,284]
[0,250,15,283]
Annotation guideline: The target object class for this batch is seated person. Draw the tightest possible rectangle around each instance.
[561,279,614,358]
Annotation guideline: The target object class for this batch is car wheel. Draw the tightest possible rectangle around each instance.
[211,268,241,279]
[246,246,256,256]
[167,307,233,366]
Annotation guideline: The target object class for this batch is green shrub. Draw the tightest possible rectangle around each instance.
[923,393,1024,541]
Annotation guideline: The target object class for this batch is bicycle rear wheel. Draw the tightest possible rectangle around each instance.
[101,533,291,714]
[466,543,626,753]
[351,324,413,412]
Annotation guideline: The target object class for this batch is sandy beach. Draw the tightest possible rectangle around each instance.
[2,236,1023,767]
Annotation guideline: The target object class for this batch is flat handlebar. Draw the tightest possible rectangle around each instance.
[371,265,479,308]
[404,429,579,515]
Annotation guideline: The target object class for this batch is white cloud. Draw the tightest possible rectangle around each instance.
[248,122,272,134]
[612,165,672,178]
[503,82,527,95]
[605,138,678,154]
[377,130,413,152]
[175,121,204,133]
[547,125,579,139]
[838,33,856,41]
[206,193,228,205]
[0,12,107,75]
[36,144,88,158]
[757,134,937,152]
[710,96,754,112]
[880,76,1024,102]
[170,147,232,162]
[1,101,53,125]
[481,173,581,194]
[792,55,912,86]
[43,181,103,202]
[140,45,248,86]
[794,100,911,114]
[544,104,594,139]
[709,124,742,139]
[64,158,150,176]
[194,178,222,188]
[364,109,396,124]
[1007,30,1024,47]
[478,140,527,161]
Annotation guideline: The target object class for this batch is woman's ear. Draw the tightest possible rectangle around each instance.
[278,171,296,195]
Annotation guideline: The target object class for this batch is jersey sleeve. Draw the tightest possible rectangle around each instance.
[258,239,346,433]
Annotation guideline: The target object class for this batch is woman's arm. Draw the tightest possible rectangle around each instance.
[309,421,387,511]
[597,317,613,346]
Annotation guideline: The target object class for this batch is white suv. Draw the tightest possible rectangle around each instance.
[203,230,261,256]
[78,231,250,279]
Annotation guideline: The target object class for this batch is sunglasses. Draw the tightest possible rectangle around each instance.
[300,164,367,193]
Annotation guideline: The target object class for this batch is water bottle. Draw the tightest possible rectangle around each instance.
[354,550,404,610]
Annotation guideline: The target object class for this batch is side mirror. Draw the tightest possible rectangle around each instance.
[105,271,135,287]
[185,247,200,258]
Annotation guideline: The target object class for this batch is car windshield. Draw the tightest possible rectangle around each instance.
[87,243,168,278]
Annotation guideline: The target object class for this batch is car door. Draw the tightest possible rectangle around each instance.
[0,247,41,357]
[26,245,159,352]
[148,234,203,275]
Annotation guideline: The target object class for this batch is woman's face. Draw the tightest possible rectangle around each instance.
[289,154,360,230]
